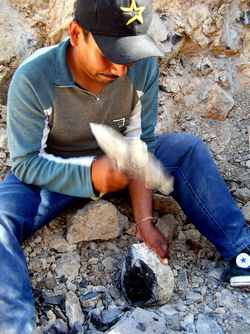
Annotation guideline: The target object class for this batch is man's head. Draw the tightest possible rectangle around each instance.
[68,0,164,88]
[73,0,164,64]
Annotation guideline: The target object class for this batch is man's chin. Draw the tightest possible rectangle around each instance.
[97,74,118,82]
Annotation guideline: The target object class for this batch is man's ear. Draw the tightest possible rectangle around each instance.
[68,21,82,47]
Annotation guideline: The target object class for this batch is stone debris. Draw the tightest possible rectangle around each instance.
[107,308,168,334]
[120,243,174,306]
[67,200,128,243]
[0,0,250,332]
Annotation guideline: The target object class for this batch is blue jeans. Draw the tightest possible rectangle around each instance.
[0,133,249,333]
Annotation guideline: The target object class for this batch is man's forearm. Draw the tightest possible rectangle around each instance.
[128,177,153,224]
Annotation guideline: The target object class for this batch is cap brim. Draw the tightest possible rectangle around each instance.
[93,34,165,64]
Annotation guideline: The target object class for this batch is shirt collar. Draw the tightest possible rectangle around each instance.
[55,38,75,86]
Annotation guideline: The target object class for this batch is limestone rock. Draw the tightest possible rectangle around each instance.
[107,308,168,334]
[66,200,127,243]
[0,0,38,64]
[207,84,234,120]
[65,291,85,328]
[47,0,75,43]
[120,243,174,306]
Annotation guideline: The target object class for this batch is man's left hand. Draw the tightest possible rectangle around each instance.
[136,220,169,260]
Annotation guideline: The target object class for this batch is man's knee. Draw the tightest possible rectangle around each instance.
[156,132,205,158]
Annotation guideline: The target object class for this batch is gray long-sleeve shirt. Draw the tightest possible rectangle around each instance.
[7,39,159,198]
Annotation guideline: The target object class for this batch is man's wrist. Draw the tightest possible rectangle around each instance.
[136,216,157,226]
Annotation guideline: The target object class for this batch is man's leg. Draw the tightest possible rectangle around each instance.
[155,133,250,261]
[0,173,77,334]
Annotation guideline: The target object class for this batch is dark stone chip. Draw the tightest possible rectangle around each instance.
[89,307,127,331]
[43,294,65,307]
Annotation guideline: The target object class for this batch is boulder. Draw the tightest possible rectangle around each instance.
[66,200,128,243]
[120,243,174,306]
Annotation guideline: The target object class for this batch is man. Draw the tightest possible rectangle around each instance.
[1,0,250,332]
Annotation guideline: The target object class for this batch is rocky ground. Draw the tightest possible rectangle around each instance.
[0,0,250,333]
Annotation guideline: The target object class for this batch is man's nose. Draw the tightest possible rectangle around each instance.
[110,63,128,77]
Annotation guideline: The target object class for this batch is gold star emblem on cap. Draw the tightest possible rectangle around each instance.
[120,0,145,26]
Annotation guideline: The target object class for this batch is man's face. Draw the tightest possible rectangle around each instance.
[70,22,131,85]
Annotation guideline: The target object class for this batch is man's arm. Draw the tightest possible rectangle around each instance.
[126,58,169,260]
[7,65,96,198]
[128,178,169,260]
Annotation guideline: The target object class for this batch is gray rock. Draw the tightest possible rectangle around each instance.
[181,313,195,333]
[0,128,8,150]
[55,252,80,279]
[89,307,126,331]
[153,193,182,216]
[156,214,179,243]
[208,267,224,281]
[207,84,234,121]
[107,308,168,334]
[159,305,180,331]
[148,13,168,44]
[43,294,65,307]
[80,290,103,310]
[185,291,202,305]
[67,200,127,243]
[41,319,68,334]
[234,188,250,203]
[120,243,174,306]
[177,270,189,292]
[196,314,224,334]
[65,291,85,328]
[184,229,201,242]
[242,202,250,221]
[49,232,76,253]
[0,0,38,64]
[44,272,57,290]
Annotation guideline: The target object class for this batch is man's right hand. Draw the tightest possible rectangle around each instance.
[91,156,129,194]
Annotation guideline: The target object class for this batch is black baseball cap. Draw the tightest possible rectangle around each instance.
[74,0,165,64]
